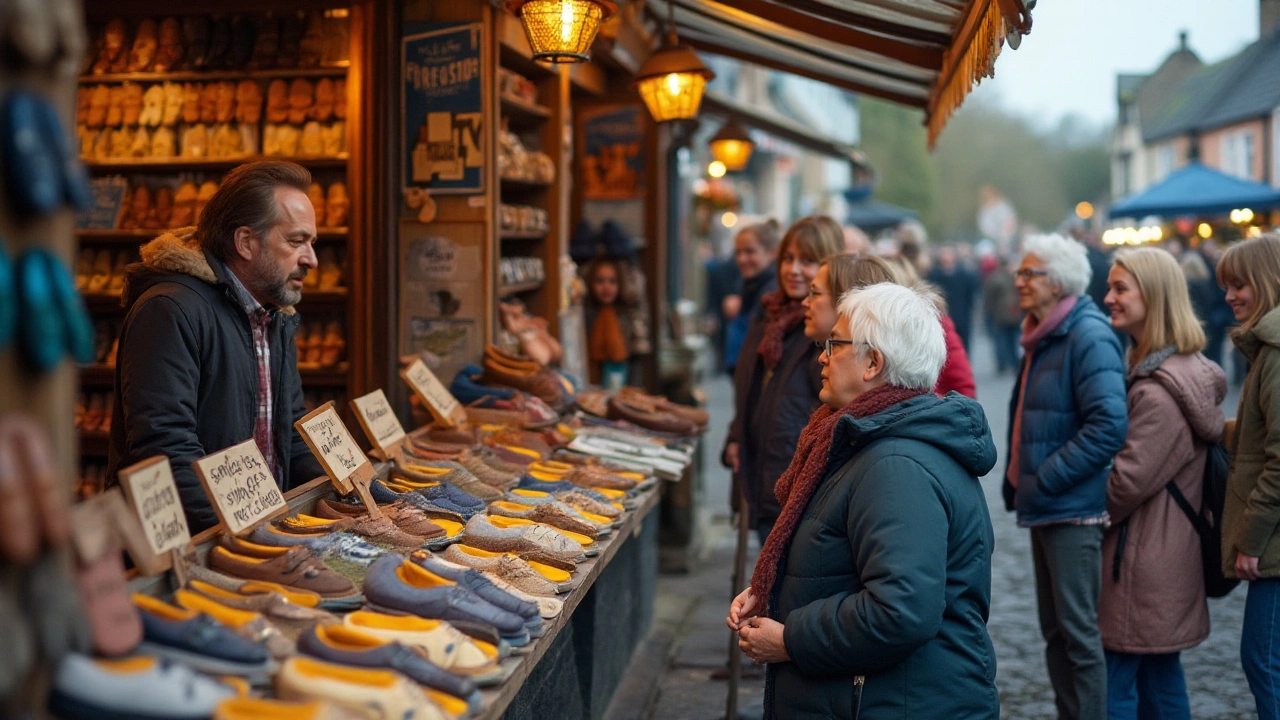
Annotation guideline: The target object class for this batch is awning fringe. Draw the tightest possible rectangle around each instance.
[926,0,1008,148]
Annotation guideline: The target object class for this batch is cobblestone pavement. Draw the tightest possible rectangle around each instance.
[647,334,1257,720]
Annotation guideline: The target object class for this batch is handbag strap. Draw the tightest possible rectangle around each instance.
[1165,480,1210,537]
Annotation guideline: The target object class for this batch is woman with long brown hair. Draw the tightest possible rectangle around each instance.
[723,216,842,542]
[1218,234,1280,719]
[802,254,975,397]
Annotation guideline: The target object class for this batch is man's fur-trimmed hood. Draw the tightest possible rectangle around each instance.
[123,228,295,315]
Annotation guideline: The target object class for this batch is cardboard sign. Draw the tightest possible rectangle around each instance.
[193,439,289,536]
[71,488,167,575]
[294,401,382,518]
[351,389,408,461]
[400,357,467,427]
[117,456,191,564]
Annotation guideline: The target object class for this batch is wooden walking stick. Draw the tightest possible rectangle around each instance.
[726,482,750,720]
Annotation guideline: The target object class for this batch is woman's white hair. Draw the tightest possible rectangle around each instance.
[1021,233,1092,296]
[837,283,946,391]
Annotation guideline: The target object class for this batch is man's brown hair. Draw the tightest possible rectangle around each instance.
[198,160,312,263]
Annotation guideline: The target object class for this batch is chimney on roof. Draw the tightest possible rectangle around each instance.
[1179,30,1188,51]
[1264,0,1280,38]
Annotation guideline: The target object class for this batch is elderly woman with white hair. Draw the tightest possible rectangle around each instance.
[1004,234,1128,720]
[728,283,1000,720]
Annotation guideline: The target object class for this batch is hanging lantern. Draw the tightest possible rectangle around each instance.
[507,0,616,63]
[709,118,754,171]
[633,28,714,123]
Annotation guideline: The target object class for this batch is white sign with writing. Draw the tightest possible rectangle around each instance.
[400,357,467,426]
[295,402,371,493]
[118,456,190,558]
[193,439,288,536]
[351,389,407,457]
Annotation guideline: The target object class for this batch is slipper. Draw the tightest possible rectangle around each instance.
[17,249,65,371]
[2,90,61,218]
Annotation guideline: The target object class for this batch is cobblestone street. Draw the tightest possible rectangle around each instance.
[644,333,1257,719]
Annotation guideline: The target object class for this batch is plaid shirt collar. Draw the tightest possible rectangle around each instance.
[218,259,275,323]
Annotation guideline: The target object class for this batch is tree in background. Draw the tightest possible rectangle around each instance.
[857,96,938,225]
[859,95,1110,241]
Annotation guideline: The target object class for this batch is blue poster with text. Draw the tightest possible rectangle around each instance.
[403,23,484,194]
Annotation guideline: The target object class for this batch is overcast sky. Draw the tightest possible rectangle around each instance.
[968,0,1261,129]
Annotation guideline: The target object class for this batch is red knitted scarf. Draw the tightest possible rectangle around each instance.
[749,384,929,609]
[757,290,807,371]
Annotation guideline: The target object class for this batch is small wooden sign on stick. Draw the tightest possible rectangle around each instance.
[117,456,192,575]
[351,389,408,463]
[400,358,467,427]
[295,401,381,518]
[193,439,289,536]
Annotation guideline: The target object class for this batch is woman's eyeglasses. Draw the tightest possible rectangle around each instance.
[1015,269,1048,281]
[817,338,856,357]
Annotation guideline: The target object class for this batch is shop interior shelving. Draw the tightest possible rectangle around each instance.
[74,7,359,496]
[493,14,571,341]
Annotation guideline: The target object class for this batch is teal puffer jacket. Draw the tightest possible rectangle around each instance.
[767,393,999,720]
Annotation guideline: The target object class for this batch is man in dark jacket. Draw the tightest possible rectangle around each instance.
[927,245,980,353]
[107,161,324,532]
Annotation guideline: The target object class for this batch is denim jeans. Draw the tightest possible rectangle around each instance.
[1243,578,1280,719]
[993,324,1021,374]
[1104,650,1190,720]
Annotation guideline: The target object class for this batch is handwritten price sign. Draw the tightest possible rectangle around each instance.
[295,401,381,517]
[400,357,467,427]
[351,389,408,461]
[193,439,289,536]
[118,456,191,566]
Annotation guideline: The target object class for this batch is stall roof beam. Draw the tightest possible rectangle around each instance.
[689,37,928,109]
[702,90,870,165]
[640,0,1031,146]
[709,0,945,70]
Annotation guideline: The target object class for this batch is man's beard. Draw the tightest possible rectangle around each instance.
[250,255,305,307]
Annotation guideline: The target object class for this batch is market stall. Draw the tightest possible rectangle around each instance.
[0,0,1039,717]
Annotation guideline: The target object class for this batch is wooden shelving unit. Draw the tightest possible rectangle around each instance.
[74,6,361,478]
[498,280,544,296]
[493,12,570,342]
[86,155,349,173]
[75,228,350,242]
[80,66,349,84]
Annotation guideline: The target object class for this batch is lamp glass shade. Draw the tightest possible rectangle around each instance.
[637,71,707,122]
[709,121,754,170]
[517,0,607,63]
[633,33,714,123]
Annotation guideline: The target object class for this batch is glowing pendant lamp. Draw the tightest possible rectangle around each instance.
[507,0,617,63]
[632,4,714,122]
[709,118,754,171]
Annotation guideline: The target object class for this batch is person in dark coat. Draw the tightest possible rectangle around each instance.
[723,216,843,542]
[730,282,999,720]
[107,161,325,533]
[723,220,781,375]
[983,257,1023,374]
[1005,234,1128,720]
[927,245,980,353]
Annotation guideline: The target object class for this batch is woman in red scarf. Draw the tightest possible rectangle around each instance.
[723,216,843,543]
[728,283,999,720]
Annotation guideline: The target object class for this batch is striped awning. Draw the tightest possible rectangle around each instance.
[644,0,1032,147]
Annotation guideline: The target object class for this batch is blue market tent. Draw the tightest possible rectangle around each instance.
[1109,161,1280,219]
[843,192,919,233]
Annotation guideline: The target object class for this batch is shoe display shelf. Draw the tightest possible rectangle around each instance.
[126,461,666,720]
[74,6,362,485]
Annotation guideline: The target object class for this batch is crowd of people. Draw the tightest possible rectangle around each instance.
[712,214,1280,720]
